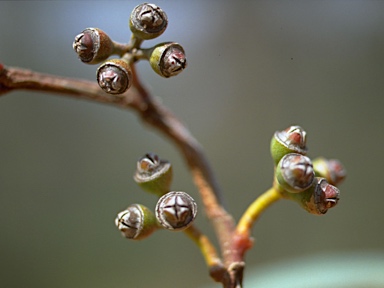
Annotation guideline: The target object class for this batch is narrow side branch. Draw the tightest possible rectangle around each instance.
[183,225,222,268]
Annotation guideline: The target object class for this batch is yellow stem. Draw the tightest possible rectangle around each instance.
[236,187,283,236]
[183,225,222,268]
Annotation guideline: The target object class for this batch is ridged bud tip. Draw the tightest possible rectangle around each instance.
[136,152,161,174]
[97,59,132,95]
[314,178,340,214]
[134,153,173,196]
[149,42,187,78]
[115,204,158,240]
[271,125,308,165]
[129,3,168,40]
[283,177,340,215]
[73,28,114,64]
[155,191,197,231]
[276,153,315,193]
[313,157,346,186]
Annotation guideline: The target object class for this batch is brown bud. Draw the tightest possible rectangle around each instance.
[97,59,132,94]
[283,177,340,215]
[129,3,168,40]
[73,28,114,64]
[155,191,197,231]
[313,178,340,214]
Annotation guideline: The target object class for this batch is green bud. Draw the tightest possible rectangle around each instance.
[312,157,346,186]
[275,153,314,193]
[155,191,197,231]
[129,3,168,40]
[147,42,187,78]
[97,58,132,95]
[270,125,307,166]
[282,177,340,215]
[73,28,114,64]
[115,204,159,240]
[133,153,173,196]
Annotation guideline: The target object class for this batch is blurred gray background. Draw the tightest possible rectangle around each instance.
[1,1,383,287]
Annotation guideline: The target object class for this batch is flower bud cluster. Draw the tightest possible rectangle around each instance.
[271,125,344,215]
[115,153,197,240]
[73,3,187,95]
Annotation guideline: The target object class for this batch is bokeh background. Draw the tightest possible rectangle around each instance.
[1,1,383,287]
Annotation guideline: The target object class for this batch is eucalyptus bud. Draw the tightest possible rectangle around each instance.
[275,153,315,193]
[73,28,114,64]
[97,58,132,94]
[283,177,340,215]
[270,125,307,166]
[155,191,197,231]
[147,42,187,78]
[312,157,346,186]
[129,3,168,40]
[134,153,173,196]
[115,204,159,240]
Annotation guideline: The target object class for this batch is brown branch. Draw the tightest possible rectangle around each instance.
[0,64,241,286]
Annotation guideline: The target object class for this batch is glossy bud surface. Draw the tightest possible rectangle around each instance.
[155,191,197,230]
[271,125,308,165]
[97,59,132,94]
[73,28,114,64]
[149,42,187,78]
[276,153,315,193]
[129,3,168,40]
[115,204,158,240]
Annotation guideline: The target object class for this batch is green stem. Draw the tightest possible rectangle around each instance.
[236,187,282,237]
[129,34,144,50]
[183,225,222,268]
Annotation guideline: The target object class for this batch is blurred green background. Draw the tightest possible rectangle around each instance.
[1,1,383,287]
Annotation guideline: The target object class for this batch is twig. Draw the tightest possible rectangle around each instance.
[0,64,239,286]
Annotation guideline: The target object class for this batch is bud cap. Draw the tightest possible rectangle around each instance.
[73,28,114,64]
[276,126,307,151]
[134,153,173,196]
[276,153,315,193]
[129,3,168,40]
[115,204,158,240]
[155,191,197,230]
[271,125,308,165]
[313,157,346,186]
[314,178,340,214]
[97,59,132,94]
[283,177,340,215]
[149,42,187,78]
